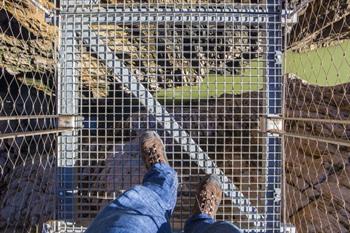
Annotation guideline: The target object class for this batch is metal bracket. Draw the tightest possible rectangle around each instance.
[274,188,281,203]
[282,9,299,25]
[58,115,84,129]
[259,115,283,136]
[275,51,283,65]
[280,224,297,233]
[267,115,283,135]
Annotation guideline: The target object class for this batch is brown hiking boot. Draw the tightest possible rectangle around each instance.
[193,174,223,217]
[140,131,168,169]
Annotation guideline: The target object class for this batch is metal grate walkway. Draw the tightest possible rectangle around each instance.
[57,1,282,232]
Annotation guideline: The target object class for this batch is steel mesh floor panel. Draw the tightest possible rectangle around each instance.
[58,1,282,232]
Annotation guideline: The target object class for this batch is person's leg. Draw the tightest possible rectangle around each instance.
[140,130,178,218]
[184,213,215,233]
[85,131,178,233]
[142,163,178,218]
[184,214,241,233]
[183,175,242,233]
[206,221,242,233]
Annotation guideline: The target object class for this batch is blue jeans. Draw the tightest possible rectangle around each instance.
[184,214,242,233]
[85,163,241,233]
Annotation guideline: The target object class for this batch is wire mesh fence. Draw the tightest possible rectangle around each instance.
[284,0,350,232]
[2,0,349,233]
[0,0,58,232]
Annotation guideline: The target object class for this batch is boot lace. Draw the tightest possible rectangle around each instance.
[143,144,161,166]
[196,189,218,215]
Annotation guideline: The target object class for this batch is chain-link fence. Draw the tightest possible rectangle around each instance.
[0,0,58,232]
[284,0,350,232]
[0,0,349,233]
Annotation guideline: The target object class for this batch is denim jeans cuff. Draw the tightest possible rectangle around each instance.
[187,213,215,223]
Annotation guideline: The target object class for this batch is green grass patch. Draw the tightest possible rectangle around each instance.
[156,60,264,101]
[156,40,350,103]
[285,40,350,86]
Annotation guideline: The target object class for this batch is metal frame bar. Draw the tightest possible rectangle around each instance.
[30,0,52,15]
[0,115,60,121]
[63,6,268,14]
[265,1,283,232]
[270,130,350,148]
[57,3,81,221]
[267,115,350,125]
[0,128,73,140]
[62,7,268,25]
[90,13,266,25]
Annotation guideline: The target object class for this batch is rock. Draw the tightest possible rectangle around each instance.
[285,77,350,232]
[290,198,349,233]
[288,0,350,51]
[0,158,55,232]
[285,183,312,217]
